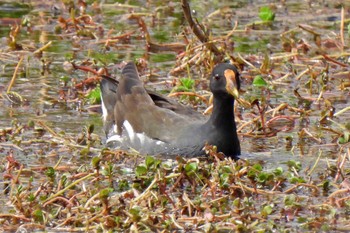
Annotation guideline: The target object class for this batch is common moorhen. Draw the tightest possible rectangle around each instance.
[100,62,241,159]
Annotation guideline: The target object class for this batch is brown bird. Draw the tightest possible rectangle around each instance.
[100,62,241,159]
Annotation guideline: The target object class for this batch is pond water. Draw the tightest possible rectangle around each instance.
[0,1,349,164]
[0,0,350,228]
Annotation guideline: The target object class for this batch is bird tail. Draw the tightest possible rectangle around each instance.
[100,75,118,137]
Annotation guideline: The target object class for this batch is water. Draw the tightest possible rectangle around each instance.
[0,0,349,174]
[1,1,350,231]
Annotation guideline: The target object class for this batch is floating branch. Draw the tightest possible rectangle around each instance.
[181,0,223,61]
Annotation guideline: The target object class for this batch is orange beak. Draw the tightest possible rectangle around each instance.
[224,69,239,99]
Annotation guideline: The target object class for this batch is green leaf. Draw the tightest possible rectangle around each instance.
[28,193,35,202]
[135,165,147,177]
[129,206,141,221]
[247,163,263,179]
[259,6,275,22]
[233,198,241,207]
[145,156,155,169]
[185,162,198,172]
[261,205,273,217]
[33,209,44,223]
[91,156,101,169]
[286,160,302,171]
[297,217,307,223]
[101,164,113,176]
[173,78,195,92]
[87,87,101,104]
[99,188,113,199]
[17,185,23,194]
[45,167,55,179]
[284,194,296,206]
[252,163,263,171]
[117,179,129,191]
[220,173,230,187]
[338,131,350,144]
[86,124,94,134]
[185,162,198,175]
[180,78,195,90]
[273,167,283,176]
[220,165,232,173]
[322,180,330,191]
[289,176,305,184]
[253,75,268,87]
[257,172,270,183]
[80,147,90,156]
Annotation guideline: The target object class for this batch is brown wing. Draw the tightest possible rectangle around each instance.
[102,62,203,142]
[100,73,202,120]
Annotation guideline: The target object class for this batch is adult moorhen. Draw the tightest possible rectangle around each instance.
[100,62,241,159]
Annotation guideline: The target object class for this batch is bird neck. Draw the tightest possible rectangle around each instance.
[209,96,236,129]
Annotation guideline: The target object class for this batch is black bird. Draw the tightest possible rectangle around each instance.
[100,62,241,159]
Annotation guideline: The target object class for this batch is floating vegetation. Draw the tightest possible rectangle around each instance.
[1,124,350,231]
[1,0,350,232]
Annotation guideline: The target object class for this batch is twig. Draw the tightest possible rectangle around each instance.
[84,192,100,209]
[328,188,350,199]
[270,52,299,60]
[322,54,348,67]
[340,7,345,49]
[44,173,94,203]
[13,164,23,184]
[53,156,64,169]
[314,85,325,104]
[181,0,223,60]
[7,56,24,93]
[33,41,52,54]
[237,53,259,72]
[43,196,74,207]
[335,150,347,182]
[0,214,30,221]
[225,21,238,40]
[336,195,350,207]
[298,24,320,36]
[300,128,322,143]
[170,214,184,229]
[8,164,24,199]
[307,150,322,176]
[170,52,201,74]
[203,105,213,115]
[295,67,311,80]
[168,91,208,105]
[334,106,350,117]
[284,183,320,194]
[0,142,24,151]
[233,183,278,195]
[128,14,151,43]
[132,173,159,203]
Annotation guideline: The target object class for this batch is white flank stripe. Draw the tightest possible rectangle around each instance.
[106,120,165,151]
[100,96,108,123]
[123,120,136,142]
[106,134,123,144]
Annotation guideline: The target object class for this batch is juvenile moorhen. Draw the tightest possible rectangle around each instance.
[100,62,241,159]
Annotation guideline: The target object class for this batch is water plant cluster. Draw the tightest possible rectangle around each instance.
[1,120,349,232]
[1,0,350,232]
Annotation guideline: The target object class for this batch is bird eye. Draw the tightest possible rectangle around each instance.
[214,74,220,80]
